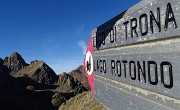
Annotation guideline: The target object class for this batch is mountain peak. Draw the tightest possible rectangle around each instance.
[4,52,28,74]
[9,52,25,61]
[9,52,24,60]
[11,52,20,56]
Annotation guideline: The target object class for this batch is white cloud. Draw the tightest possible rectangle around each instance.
[78,40,87,55]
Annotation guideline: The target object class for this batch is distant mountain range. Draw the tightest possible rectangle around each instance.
[0,52,91,110]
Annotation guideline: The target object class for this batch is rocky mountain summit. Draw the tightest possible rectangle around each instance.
[0,52,105,110]
[3,52,28,74]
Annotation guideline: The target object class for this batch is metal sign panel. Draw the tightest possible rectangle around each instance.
[92,0,180,109]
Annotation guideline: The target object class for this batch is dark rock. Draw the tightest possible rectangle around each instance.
[3,52,28,74]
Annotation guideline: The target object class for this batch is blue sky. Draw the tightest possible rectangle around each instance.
[0,0,140,74]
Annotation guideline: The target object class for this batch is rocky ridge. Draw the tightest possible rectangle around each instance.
[15,60,58,85]
[0,52,105,110]
[0,52,90,110]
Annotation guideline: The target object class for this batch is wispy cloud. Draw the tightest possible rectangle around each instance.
[75,25,85,34]
[41,37,61,49]
[40,37,62,57]
[78,40,87,55]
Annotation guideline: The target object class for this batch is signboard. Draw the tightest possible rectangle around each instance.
[86,0,180,109]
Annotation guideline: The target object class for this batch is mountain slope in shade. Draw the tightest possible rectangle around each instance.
[3,52,28,74]
[15,60,58,85]
[0,58,10,74]
[0,58,15,90]
[69,65,90,90]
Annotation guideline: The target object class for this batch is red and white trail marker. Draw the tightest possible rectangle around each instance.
[84,35,94,95]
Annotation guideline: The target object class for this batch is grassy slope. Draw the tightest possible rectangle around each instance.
[59,91,107,110]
